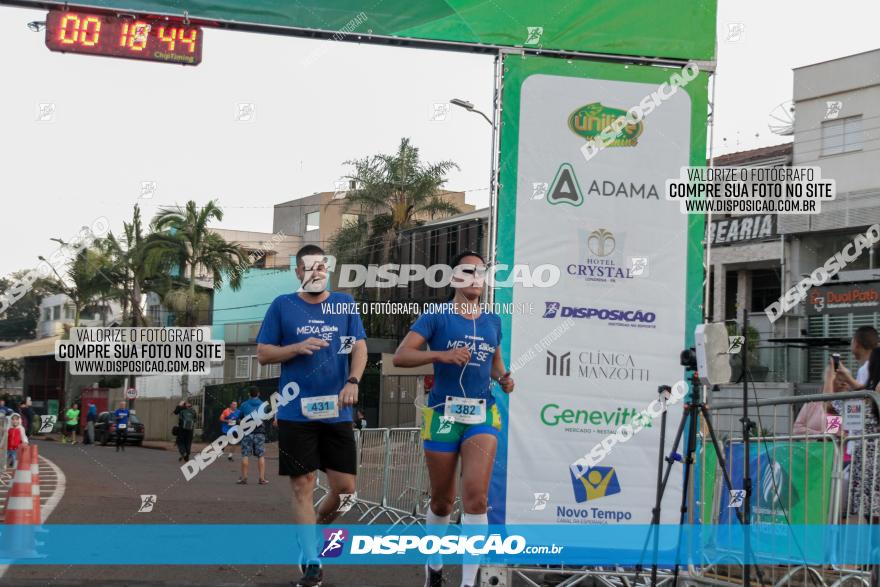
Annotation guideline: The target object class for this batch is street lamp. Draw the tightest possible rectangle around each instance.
[450,98,494,128]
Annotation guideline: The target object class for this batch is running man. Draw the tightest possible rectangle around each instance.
[114,401,130,452]
[256,244,367,587]
[393,251,515,587]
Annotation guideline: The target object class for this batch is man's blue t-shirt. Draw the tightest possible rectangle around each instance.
[256,291,366,423]
[114,409,130,427]
[410,306,502,412]
[238,397,265,433]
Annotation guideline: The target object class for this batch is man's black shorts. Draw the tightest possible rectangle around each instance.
[277,420,357,476]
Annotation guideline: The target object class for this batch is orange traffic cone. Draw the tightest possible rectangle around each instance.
[30,444,41,523]
[4,445,35,524]
[0,444,40,559]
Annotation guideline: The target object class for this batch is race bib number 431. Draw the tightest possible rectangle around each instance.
[302,395,339,420]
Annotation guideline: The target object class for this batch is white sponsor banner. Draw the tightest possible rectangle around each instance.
[505,71,691,525]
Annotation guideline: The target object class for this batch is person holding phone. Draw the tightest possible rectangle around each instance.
[835,326,877,390]
[393,251,514,587]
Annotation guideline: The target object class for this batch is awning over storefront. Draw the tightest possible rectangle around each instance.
[0,336,60,360]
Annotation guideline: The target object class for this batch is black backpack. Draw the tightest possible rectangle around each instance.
[180,409,196,431]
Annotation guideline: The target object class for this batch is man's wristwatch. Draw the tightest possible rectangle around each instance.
[347,376,360,385]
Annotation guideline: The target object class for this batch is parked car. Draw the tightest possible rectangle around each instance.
[95,411,145,446]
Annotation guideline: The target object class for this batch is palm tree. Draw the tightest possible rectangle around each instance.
[334,137,461,266]
[146,200,246,327]
[105,205,162,326]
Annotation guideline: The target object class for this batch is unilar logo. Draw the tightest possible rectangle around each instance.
[338,336,355,354]
[569,103,643,148]
[138,495,157,513]
[320,528,348,558]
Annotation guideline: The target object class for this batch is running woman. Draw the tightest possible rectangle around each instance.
[393,251,515,587]
[256,244,367,587]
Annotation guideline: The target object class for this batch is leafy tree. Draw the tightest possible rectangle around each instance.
[335,137,460,265]
[147,200,246,327]
[0,274,58,340]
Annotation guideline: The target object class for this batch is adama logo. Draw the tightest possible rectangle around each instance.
[568,103,643,147]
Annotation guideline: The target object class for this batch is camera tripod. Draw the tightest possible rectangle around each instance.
[634,371,766,587]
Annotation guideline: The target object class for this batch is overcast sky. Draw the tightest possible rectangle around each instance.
[1,1,878,277]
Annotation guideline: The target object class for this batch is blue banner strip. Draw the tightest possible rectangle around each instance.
[1,525,879,565]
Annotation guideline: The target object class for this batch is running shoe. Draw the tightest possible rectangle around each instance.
[424,565,443,587]
[295,563,323,587]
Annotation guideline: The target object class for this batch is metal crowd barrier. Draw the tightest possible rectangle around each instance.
[313,427,460,528]
[685,389,880,587]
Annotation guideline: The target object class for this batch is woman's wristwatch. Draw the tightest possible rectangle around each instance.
[347,376,360,385]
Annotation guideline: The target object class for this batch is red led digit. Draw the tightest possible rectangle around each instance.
[80,17,101,46]
[158,27,177,51]
[178,28,197,53]
[59,14,80,45]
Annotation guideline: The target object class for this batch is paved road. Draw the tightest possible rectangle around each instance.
[3,439,447,587]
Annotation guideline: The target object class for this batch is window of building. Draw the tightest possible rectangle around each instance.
[148,305,161,325]
[52,305,61,320]
[305,211,320,231]
[235,355,252,379]
[42,307,51,321]
[341,213,360,227]
[750,269,781,313]
[63,304,74,320]
[822,116,863,156]
[724,271,739,321]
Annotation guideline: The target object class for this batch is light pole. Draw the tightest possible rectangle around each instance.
[451,81,502,306]
[450,98,494,128]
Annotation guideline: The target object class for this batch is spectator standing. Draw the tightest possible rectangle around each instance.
[19,398,34,436]
[114,401,130,452]
[84,403,97,445]
[837,326,878,390]
[237,387,268,485]
[219,401,239,461]
[833,348,880,521]
[6,413,28,469]
[173,400,197,462]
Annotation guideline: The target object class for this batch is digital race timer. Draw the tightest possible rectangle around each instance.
[45,11,203,65]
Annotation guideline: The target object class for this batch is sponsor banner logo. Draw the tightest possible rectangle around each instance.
[545,349,650,381]
[542,301,656,329]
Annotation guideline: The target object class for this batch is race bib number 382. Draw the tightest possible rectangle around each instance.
[444,396,486,425]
